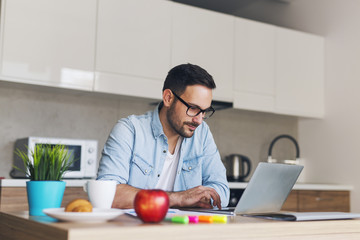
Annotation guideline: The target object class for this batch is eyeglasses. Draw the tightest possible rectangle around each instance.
[171,91,215,119]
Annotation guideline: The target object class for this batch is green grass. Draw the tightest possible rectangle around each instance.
[14,144,76,181]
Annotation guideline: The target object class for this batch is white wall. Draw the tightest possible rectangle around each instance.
[236,0,360,211]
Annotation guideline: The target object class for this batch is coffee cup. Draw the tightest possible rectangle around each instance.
[83,180,117,209]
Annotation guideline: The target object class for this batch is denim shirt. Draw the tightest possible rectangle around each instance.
[97,105,230,207]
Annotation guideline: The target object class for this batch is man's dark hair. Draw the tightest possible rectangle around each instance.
[162,63,216,95]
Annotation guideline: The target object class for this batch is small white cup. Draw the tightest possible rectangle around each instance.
[83,180,117,209]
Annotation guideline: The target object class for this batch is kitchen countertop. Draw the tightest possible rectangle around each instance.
[1,179,354,191]
[229,182,353,191]
[2,210,360,240]
[0,179,89,187]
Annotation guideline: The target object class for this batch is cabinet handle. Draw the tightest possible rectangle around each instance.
[315,197,334,201]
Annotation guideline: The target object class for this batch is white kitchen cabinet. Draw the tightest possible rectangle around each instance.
[95,0,172,100]
[0,0,96,91]
[0,0,324,118]
[234,18,276,113]
[171,3,234,102]
[233,19,324,118]
[275,27,324,118]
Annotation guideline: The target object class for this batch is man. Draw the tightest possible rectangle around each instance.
[97,63,229,209]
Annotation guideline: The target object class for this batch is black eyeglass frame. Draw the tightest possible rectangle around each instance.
[171,91,215,119]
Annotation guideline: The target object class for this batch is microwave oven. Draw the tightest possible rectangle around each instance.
[10,137,98,179]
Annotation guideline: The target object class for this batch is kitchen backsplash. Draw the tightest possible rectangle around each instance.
[0,81,298,179]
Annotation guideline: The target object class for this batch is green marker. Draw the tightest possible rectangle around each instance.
[171,216,189,224]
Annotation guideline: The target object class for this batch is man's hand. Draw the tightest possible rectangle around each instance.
[168,186,221,209]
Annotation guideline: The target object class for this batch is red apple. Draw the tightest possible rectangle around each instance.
[134,189,169,223]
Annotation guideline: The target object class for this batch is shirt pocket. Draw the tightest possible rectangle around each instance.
[128,154,153,188]
[181,157,202,189]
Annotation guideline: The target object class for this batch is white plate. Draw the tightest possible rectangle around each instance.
[43,208,124,222]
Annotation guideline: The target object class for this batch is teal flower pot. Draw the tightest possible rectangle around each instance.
[26,181,66,216]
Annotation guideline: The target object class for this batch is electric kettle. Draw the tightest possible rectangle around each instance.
[225,154,251,182]
[267,134,300,164]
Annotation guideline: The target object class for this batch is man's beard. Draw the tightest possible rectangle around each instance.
[167,102,199,138]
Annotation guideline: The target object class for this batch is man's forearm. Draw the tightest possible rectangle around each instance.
[112,185,221,209]
[112,184,141,209]
[168,192,181,207]
[167,186,221,209]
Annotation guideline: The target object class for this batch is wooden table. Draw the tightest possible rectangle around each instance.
[2,211,360,240]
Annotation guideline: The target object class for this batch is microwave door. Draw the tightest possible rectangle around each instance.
[62,145,83,178]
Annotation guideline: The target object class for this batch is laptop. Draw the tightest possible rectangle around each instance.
[180,162,360,221]
[180,162,303,215]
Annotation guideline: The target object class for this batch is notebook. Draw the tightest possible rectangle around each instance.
[245,212,360,221]
[180,162,303,215]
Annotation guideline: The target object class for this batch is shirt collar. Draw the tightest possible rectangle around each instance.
[151,103,165,139]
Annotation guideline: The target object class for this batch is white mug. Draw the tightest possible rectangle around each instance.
[83,180,117,209]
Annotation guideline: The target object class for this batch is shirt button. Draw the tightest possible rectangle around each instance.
[188,167,192,170]
[158,174,160,177]
[163,150,166,153]
[145,169,148,173]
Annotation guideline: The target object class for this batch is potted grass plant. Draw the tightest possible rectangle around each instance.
[15,144,76,216]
